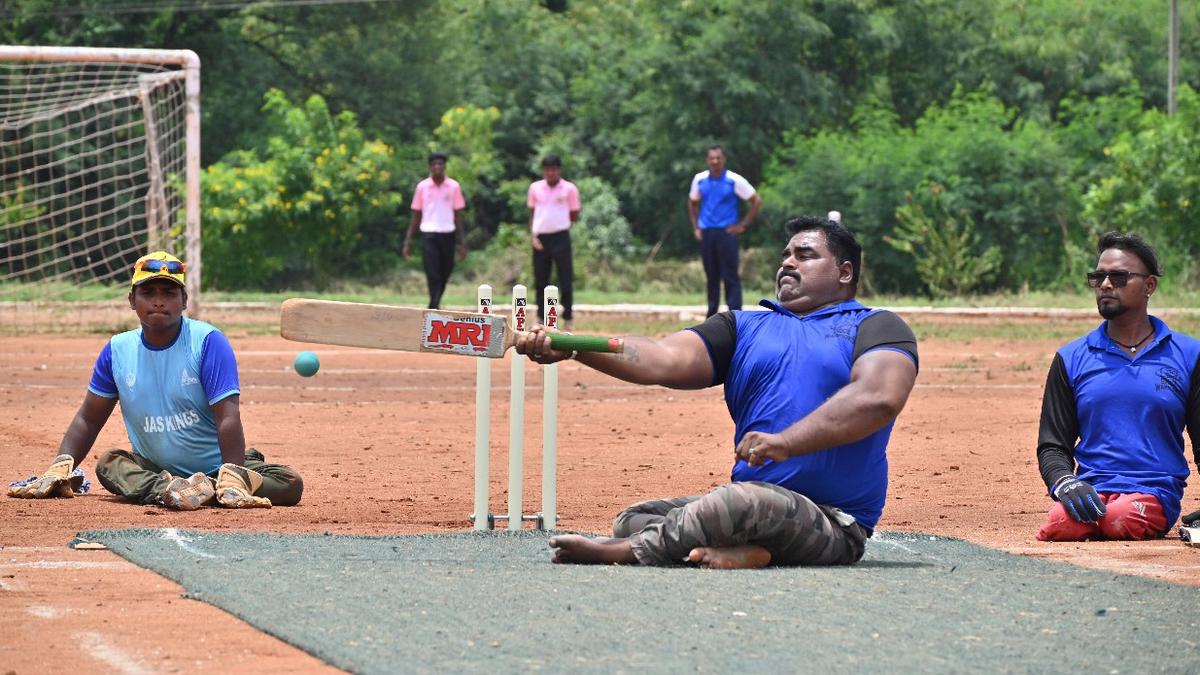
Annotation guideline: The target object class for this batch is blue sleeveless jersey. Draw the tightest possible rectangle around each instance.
[88,317,240,476]
[724,301,912,530]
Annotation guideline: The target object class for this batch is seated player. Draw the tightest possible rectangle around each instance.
[1036,232,1200,541]
[517,215,918,568]
[8,251,303,510]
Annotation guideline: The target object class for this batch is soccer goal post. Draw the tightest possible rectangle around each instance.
[0,46,202,323]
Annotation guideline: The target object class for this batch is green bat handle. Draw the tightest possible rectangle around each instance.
[547,333,623,353]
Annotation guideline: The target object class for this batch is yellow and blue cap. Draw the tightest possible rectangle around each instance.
[131,251,187,289]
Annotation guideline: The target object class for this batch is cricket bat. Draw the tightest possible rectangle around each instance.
[280,298,623,358]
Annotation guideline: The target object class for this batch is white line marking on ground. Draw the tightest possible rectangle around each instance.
[75,630,156,675]
[27,604,68,619]
[162,527,217,559]
[872,539,920,555]
[0,546,69,553]
[0,561,125,570]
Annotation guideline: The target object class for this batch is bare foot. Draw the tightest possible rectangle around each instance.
[548,535,637,565]
[686,545,772,569]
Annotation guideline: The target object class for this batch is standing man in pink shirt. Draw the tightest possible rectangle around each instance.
[528,155,581,325]
[404,152,467,309]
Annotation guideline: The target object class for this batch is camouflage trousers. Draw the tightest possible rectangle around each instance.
[613,481,869,567]
[95,447,304,506]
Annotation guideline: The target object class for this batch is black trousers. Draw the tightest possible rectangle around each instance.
[421,232,457,309]
[533,230,573,321]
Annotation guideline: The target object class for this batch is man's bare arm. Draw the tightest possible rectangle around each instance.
[403,210,421,259]
[57,392,118,467]
[516,328,714,390]
[212,395,246,466]
[740,193,762,229]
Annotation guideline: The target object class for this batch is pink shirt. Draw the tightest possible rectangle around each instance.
[411,176,466,233]
[527,179,580,235]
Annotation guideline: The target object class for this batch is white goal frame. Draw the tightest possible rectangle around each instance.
[0,45,203,315]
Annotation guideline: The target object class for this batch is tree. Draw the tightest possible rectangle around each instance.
[201,90,400,290]
[762,88,1075,292]
[1082,86,1200,284]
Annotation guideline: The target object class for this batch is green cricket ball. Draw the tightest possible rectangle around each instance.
[293,351,320,377]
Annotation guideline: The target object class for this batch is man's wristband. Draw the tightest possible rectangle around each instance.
[1050,475,1075,496]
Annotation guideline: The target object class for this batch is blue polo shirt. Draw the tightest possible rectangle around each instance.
[689,169,755,229]
[690,300,918,530]
[1051,317,1200,529]
[88,317,241,477]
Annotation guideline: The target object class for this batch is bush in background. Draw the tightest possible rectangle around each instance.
[888,183,1002,297]
[761,88,1075,294]
[199,90,401,290]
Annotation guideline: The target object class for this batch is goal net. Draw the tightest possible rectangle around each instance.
[0,46,201,330]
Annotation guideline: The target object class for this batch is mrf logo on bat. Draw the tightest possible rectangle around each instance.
[422,312,496,356]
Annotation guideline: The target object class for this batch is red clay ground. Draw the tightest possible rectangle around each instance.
[2,318,1198,672]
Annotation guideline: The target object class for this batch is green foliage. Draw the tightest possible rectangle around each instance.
[763,88,1075,293]
[431,105,503,204]
[0,186,47,277]
[463,222,532,291]
[461,177,647,294]
[201,90,400,290]
[887,183,1002,297]
[1081,86,1200,285]
[572,177,644,269]
[1,185,42,227]
[5,0,1200,294]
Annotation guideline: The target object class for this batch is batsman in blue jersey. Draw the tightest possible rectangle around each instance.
[8,251,303,510]
[517,216,919,569]
[1036,232,1200,541]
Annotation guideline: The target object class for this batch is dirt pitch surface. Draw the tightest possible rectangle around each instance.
[2,311,1199,673]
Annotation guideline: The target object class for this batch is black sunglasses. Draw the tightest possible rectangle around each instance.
[1086,270,1152,288]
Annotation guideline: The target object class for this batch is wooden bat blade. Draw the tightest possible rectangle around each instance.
[281,298,510,357]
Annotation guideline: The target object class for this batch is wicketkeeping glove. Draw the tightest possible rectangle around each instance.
[1182,508,1200,527]
[215,463,272,508]
[1053,476,1106,523]
[7,454,81,499]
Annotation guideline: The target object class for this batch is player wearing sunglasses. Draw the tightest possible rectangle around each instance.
[1035,232,1200,541]
[8,251,304,510]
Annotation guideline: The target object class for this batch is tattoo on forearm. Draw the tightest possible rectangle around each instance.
[616,342,641,364]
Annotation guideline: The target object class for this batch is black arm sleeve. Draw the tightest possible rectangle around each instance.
[852,311,919,372]
[1188,355,1200,470]
[687,311,737,385]
[1036,353,1078,493]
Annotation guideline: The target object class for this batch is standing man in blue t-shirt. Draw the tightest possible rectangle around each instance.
[517,216,918,569]
[8,251,303,510]
[1036,232,1200,541]
[688,145,762,317]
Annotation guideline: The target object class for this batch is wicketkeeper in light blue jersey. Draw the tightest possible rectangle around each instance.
[8,251,303,510]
